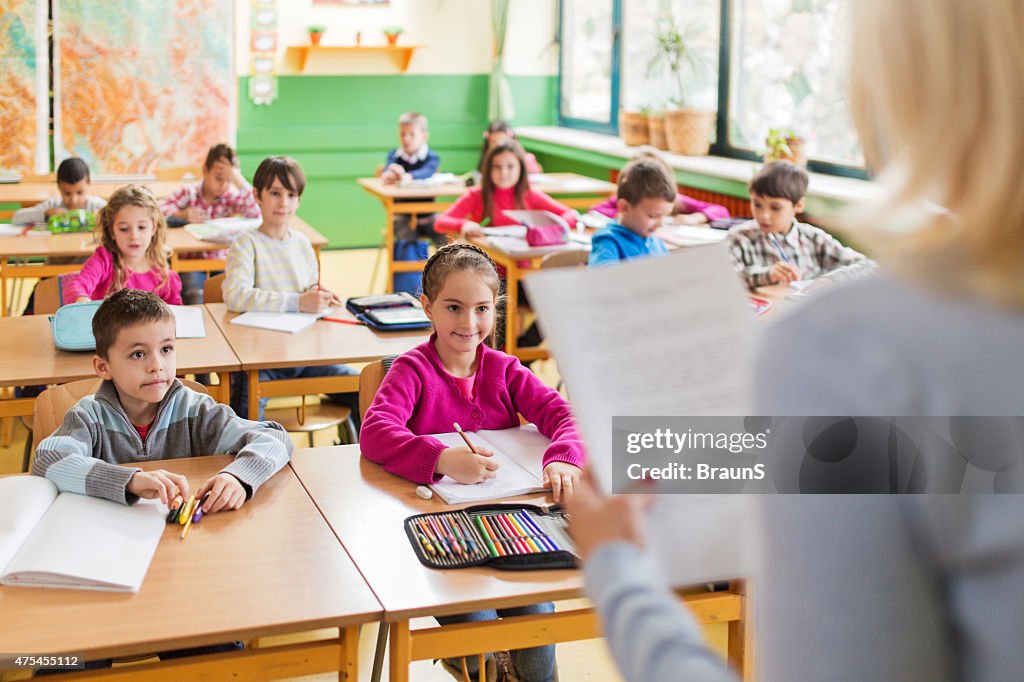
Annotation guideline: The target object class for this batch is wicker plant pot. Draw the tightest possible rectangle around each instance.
[619,111,650,146]
[648,115,669,150]
[664,108,714,156]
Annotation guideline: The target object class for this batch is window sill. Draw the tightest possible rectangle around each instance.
[517,126,881,223]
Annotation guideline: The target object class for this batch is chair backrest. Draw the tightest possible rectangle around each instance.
[203,273,226,304]
[34,274,77,314]
[359,356,398,420]
[154,166,202,182]
[540,249,589,270]
[30,378,209,468]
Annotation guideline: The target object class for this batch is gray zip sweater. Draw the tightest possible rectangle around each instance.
[32,379,293,504]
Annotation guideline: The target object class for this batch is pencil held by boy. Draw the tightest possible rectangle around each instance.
[32,289,293,511]
[588,158,677,267]
[727,161,876,289]
[65,184,183,305]
[380,111,440,185]
[222,156,356,421]
[12,157,107,225]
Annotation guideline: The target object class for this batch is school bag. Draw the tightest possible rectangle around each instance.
[392,239,429,295]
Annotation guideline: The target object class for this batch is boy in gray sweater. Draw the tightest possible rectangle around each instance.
[33,289,293,513]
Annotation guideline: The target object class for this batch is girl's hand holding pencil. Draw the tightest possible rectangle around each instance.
[436,423,500,483]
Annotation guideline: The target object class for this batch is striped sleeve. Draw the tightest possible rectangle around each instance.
[585,543,736,681]
[32,407,140,505]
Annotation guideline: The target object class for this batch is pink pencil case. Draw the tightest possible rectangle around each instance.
[525,224,568,247]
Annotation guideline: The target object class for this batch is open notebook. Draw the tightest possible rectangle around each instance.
[230,308,332,333]
[428,425,551,504]
[0,477,166,592]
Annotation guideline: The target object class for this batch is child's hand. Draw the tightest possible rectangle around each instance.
[127,469,190,507]
[769,262,801,284]
[460,222,484,239]
[45,207,65,218]
[298,287,335,313]
[231,165,248,188]
[75,296,91,304]
[184,206,208,224]
[543,461,582,503]
[565,468,653,561]
[195,473,247,513]
[437,445,500,484]
[676,212,709,225]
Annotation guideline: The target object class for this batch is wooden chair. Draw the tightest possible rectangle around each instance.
[33,274,78,314]
[154,166,202,182]
[27,378,208,472]
[539,248,589,270]
[205,273,357,447]
[358,356,398,421]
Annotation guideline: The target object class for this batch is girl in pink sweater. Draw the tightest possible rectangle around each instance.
[360,241,584,681]
[435,141,576,239]
[66,185,182,305]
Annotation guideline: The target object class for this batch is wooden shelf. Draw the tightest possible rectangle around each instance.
[283,45,422,74]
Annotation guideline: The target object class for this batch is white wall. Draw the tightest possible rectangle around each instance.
[236,0,557,76]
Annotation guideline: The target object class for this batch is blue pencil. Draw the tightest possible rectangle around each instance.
[768,234,791,263]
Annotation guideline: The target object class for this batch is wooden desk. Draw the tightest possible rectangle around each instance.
[205,303,428,418]
[357,173,615,293]
[0,455,381,680]
[0,218,328,315]
[0,306,240,420]
[0,180,181,207]
[290,448,749,682]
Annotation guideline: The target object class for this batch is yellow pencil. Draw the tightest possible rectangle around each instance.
[178,494,196,526]
[453,422,479,454]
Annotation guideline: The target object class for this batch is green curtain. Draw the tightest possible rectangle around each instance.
[488,0,515,121]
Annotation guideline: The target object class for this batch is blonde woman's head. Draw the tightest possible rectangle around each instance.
[850,0,1024,305]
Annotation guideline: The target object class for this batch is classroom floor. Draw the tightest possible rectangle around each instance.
[0,247,728,681]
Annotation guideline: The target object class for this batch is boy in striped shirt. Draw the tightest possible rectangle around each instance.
[223,156,356,420]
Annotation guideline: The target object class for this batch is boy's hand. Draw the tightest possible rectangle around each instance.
[565,468,653,561]
[437,445,500,484]
[183,207,208,224]
[45,207,65,218]
[543,461,582,503]
[460,222,484,239]
[298,287,335,313]
[127,469,190,507]
[769,262,801,284]
[196,473,247,513]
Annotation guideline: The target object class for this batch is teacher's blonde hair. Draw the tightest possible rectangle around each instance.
[850,0,1024,306]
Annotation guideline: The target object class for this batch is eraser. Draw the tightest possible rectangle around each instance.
[415,486,433,500]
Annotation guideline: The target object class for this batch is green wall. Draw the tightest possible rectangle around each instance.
[237,74,557,248]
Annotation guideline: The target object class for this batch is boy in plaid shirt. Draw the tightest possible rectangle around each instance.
[727,162,875,290]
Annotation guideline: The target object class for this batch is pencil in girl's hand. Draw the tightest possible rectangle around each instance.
[453,422,479,454]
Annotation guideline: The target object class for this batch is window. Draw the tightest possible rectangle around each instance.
[558,0,620,133]
[559,0,865,177]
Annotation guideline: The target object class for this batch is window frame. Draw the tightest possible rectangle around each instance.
[558,0,869,180]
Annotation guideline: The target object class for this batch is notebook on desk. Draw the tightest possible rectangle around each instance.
[230,309,331,333]
[427,425,551,504]
[0,477,165,592]
[185,217,261,245]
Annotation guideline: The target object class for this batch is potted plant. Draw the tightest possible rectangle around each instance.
[649,17,715,156]
[619,105,651,146]
[764,128,808,167]
[308,25,326,46]
[383,26,403,46]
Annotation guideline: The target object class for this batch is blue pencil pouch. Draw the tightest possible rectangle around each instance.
[49,300,101,351]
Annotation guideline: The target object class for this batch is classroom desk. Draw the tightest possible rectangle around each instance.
[0,180,182,207]
[205,303,429,419]
[357,173,616,293]
[290,447,751,682]
[0,306,239,420]
[0,218,328,315]
[0,455,382,681]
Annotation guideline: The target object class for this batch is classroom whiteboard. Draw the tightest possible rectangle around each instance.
[53,0,235,175]
[0,1,48,175]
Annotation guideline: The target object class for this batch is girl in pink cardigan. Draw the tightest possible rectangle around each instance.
[435,141,576,240]
[360,242,584,681]
[66,185,182,305]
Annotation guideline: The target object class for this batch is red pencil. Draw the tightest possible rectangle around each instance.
[321,317,365,326]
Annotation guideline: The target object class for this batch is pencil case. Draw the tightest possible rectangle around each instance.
[404,504,578,570]
[525,224,568,247]
[49,300,101,351]
[346,292,420,316]
[358,306,433,331]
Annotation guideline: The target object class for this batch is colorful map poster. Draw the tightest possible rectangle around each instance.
[54,0,234,175]
[0,1,47,175]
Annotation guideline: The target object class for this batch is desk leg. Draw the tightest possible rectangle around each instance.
[1,256,9,317]
[248,369,260,422]
[340,624,359,681]
[388,619,411,682]
[384,198,395,294]
[728,580,754,681]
